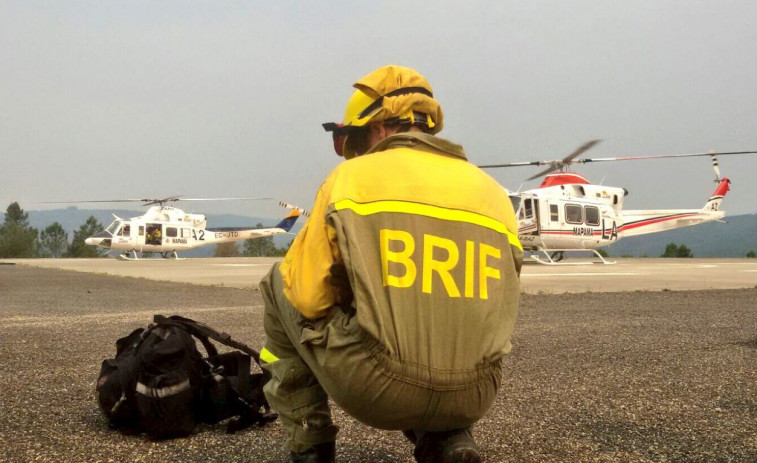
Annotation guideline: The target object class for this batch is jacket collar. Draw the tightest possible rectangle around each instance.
[366,132,468,161]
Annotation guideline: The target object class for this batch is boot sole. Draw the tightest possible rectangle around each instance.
[444,448,481,463]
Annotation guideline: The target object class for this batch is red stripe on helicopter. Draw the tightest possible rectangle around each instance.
[539,230,604,236]
[535,212,698,236]
[617,213,698,232]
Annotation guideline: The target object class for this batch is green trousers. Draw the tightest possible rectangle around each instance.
[260,263,502,453]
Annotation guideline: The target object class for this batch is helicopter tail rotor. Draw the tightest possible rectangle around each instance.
[711,154,721,182]
[278,201,310,217]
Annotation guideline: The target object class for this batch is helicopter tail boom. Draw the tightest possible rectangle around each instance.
[618,178,729,239]
[702,177,731,213]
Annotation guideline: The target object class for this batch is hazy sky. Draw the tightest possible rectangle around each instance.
[2,1,756,220]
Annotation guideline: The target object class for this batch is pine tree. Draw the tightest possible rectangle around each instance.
[214,242,240,257]
[661,242,693,258]
[40,222,68,258]
[0,202,39,258]
[66,216,107,257]
[243,223,278,257]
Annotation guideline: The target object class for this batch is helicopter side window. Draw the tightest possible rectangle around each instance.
[565,204,583,224]
[181,228,191,238]
[585,206,600,226]
[550,204,559,222]
[139,226,144,236]
[523,199,533,219]
[166,227,178,238]
[117,225,131,236]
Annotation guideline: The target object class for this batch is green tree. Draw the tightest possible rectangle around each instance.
[661,242,693,258]
[0,202,39,258]
[276,239,294,257]
[747,251,756,258]
[39,222,68,258]
[661,243,677,257]
[66,216,106,257]
[675,244,693,258]
[243,223,278,257]
[214,242,240,257]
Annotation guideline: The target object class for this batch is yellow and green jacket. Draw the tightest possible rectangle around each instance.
[281,133,522,371]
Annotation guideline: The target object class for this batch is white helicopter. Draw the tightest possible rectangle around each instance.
[63,197,304,260]
[479,141,757,265]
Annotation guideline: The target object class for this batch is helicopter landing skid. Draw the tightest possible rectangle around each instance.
[160,251,182,260]
[117,251,140,261]
[530,249,616,265]
[116,250,183,260]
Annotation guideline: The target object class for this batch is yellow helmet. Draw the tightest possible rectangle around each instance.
[323,65,444,158]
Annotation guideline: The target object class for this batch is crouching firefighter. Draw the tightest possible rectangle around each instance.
[259,65,523,463]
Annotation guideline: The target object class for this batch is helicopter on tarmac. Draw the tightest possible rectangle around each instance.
[51,196,305,260]
[479,141,757,265]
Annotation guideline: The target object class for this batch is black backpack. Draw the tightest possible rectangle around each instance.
[96,315,276,439]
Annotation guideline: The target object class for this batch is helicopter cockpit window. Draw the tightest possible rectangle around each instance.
[117,224,130,236]
[166,227,178,238]
[105,221,119,235]
[509,195,521,215]
[565,204,583,224]
[584,206,600,226]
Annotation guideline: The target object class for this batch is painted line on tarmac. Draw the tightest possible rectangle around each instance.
[522,272,642,277]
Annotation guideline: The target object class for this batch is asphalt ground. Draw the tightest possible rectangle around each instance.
[1,264,756,462]
[4,257,757,294]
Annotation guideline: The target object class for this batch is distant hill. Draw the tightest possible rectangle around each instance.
[4,208,756,258]
[2,207,302,257]
[606,213,757,257]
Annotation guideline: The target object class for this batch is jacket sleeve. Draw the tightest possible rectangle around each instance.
[279,174,341,319]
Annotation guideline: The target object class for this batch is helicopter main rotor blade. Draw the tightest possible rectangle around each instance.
[523,139,603,180]
[562,139,602,164]
[176,197,273,201]
[38,199,148,204]
[526,165,561,181]
[478,140,601,174]
[38,196,274,205]
[478,160,547,169]
[576,150,757,164]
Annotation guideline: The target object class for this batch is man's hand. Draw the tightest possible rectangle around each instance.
[329,263,355,315]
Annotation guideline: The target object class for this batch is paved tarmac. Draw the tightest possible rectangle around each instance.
[3,256,756,293]
[1,265,755,462]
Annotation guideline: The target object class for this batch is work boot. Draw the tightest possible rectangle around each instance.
[413,428,481,463]
[289,441,336,463]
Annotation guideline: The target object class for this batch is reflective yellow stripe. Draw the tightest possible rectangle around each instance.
[334,199,522,251]
[260,347,279,364]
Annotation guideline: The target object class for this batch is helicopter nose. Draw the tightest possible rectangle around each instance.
[85,231,112,248]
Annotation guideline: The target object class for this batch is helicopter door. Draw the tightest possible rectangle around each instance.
[518,197,540,235]
[145,223,163,246]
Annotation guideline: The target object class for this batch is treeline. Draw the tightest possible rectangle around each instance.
[0,202,107,258]
[0,202,291,259]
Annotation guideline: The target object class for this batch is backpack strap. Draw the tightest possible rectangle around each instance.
[155,315,261,364]
[153,315,220,361]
